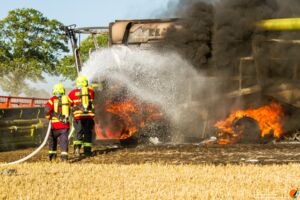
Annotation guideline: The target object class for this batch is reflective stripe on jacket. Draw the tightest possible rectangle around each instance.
[68,88,95,119]
[45,96,70,129]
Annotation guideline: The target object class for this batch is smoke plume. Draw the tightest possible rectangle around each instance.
[166,0,300,76]
[162,0,300,137]
[213,0,277,74]
[162,0,214,72]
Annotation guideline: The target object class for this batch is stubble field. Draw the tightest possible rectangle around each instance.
[0,144,300,199]
[1,163,299,199]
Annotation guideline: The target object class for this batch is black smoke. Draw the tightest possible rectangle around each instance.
[213,0,277,75]
[162,0,214,72]
[164,0,300,76]
[162,0,300,139]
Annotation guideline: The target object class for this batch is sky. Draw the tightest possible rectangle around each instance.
[0,0,178,96]
[0,0,177,27]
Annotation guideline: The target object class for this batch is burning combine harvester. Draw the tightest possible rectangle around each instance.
[61,18,300,146]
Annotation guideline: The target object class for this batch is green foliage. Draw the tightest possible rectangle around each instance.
[57,34,108,80]
[0,8,69,95]
[81,34,109,62]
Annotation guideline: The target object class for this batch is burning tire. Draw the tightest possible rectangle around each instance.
[232,117,261,143]
[119,135,139,147]
[215,102,284,144]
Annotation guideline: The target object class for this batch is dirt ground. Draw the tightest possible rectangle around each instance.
[1,144,300,199]
[1,143,300,165]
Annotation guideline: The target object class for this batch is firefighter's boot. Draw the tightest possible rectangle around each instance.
[83,147,92,157]
[49,153,57,161]
[61,155,68,161]
[61,152,68,161]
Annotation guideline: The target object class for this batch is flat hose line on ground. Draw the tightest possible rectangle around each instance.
[0,121,52,166]
[68,124,75,140]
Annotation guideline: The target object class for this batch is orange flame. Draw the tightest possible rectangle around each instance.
[105,99,162,139]
[215,102,284,144]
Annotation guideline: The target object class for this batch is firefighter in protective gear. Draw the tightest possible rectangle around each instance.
[68,75,95,157]
[45,83,70,161]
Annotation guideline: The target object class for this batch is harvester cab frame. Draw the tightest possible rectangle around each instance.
[60,24,109,74]
[60,18,179,75]
[60,17,300,144]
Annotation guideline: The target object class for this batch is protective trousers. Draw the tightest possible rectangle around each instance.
[48,128,69,160]
[73,118,94,155]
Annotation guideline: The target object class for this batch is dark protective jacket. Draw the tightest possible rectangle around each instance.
[68,88,95,120]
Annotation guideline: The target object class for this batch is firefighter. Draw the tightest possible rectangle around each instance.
[45,83,70,161]
[68,75,95,157]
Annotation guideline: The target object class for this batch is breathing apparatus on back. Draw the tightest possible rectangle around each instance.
[76,75,91,113]
[52,83,70,123]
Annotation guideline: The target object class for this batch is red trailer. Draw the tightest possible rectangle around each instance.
[0,96,48,150]
[0,95,47,108]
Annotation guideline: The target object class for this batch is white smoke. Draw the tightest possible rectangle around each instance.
[81,46,216,140]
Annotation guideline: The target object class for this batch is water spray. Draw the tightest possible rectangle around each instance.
[81,47,212,142]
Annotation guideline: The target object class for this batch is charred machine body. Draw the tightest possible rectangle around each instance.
[62,18,300,145]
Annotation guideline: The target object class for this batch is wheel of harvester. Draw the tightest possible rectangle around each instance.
[233,117,261,143]
[119,134,139,148]
[119,119,171,147]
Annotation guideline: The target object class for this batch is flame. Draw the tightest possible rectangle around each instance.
[215,102,284,144]
[105,99,162,140]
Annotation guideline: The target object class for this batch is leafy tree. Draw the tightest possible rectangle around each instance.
[0,8,69,95]
[57,34,109,80]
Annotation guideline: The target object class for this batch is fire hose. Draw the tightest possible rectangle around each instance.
[68,124,75,140]
[0,121,52,166]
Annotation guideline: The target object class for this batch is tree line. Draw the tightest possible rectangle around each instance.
[0,8,108,95]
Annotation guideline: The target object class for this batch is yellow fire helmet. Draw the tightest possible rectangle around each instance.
[52,83,65,96]
[76,75,89,87]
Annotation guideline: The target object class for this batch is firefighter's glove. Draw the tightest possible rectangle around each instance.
[60,115,69,124]
[72,105,83,112]
[83,108,88,113]
[51,111,61,119]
